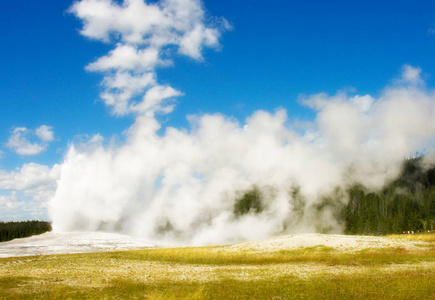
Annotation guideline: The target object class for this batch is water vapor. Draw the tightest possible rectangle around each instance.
[49,1,435,245]
[50,73,435,244]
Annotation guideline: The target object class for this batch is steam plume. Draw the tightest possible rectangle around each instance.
[50,68,435,244]
[49,1,435,245]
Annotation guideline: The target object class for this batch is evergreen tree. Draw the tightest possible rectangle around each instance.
[0,220,52,242]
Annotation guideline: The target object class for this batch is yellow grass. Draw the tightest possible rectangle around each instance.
[387,232,435,243]
[1,235,434,299]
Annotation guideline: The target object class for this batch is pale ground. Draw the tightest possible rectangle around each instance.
[0,231,429,258]
[0,232,158,258]
[230,233,429,252]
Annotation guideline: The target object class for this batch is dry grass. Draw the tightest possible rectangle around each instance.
[387,232,435,243]
[1,234,434,299]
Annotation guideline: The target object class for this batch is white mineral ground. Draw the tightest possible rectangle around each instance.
[0,232,429,258]
[0,232,158,258]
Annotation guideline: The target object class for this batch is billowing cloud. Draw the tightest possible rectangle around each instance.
[0,163,60,221]
[6,125,55,156]
[70,0,229,116]
[0,163,60,191]
[49,66,435,244]
[70,0,226,51]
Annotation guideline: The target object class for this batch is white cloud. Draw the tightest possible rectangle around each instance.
[0,191,51,221]
[0,164,60,221]
[86,45,167,71]
[0,192,24,220]
[102,71,155,91]
[7,127,46,155]
[70,0,228,116]
[6,125,55,156]
[132,85,182,115]
[0,163,60,191]
[179,24,220,59]
[351,95,374,113]
[395,65,425,86]
[69,0,220,52]
[35,125,55,142]
[100,71,157,115]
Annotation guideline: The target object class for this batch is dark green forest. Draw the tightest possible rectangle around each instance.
[0,220,52,242]
[344,157,435,235]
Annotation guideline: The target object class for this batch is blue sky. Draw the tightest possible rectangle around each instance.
[1,0,435,222]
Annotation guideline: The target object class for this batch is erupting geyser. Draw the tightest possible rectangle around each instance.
[48,0,435,245]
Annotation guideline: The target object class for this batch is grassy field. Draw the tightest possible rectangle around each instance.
[1,233,434,299]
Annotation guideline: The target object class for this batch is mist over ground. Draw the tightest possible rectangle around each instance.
[44,0,435,245]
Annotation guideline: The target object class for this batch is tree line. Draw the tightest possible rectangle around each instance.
[0,220,52,242]
[344,157,435,235]
[234,156,435,236]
